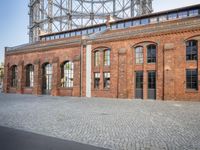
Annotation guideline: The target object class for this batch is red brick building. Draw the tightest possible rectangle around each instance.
[3,4,200,101]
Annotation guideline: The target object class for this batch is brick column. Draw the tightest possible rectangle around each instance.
[16,61,24,94]
[198,40,200,93]
[156,42,164,100]
[73,55,81,97]
[3,63,10,93]
[51,57,59,96]
[33,59,42,95]
[118,48,127,98]
[143,46,147,100]
[163,43,175,100]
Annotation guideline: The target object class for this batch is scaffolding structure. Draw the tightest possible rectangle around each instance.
[29,0,153,42]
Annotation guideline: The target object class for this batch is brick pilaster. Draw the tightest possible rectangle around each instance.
[73,55,81,97]
[143,46,147,100]
[33,59,42,95]
[3,63,9,93]
[51,57,59,96]
[118,48,127,98]
[16,61,24,94]
[198,40,200,93]
[156,42,164,100]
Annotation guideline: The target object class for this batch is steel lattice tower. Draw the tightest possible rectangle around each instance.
[29,0,153,43]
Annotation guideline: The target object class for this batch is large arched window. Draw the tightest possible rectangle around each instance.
[104,49,111,66]
[94,51,100,67]
[186,40,198,61]
[135,46,143,64]
[26,64,34,87]
[61,61,74,88]
[147,44,156,63]
[11,65,18,87]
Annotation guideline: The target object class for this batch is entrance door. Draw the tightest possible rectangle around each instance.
[42,64,52,95]
[135,71,143,99]
[148,71,156,99]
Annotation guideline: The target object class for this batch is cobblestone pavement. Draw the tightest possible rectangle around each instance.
[0,94,200,150]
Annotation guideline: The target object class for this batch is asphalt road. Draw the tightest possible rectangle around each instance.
[0,126,107,150]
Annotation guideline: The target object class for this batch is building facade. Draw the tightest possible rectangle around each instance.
[3,4,200,101]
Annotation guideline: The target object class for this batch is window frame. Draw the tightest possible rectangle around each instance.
[103,72,110,89]
[94,72,100,89]
[26,64,34,88]
[147,44,157,64]
[186,69,198,90]
[135,46,144,64]
[186,40,198,61]
[61,61,74,88]
[94,50,101,67]
[103,49,111,66]
[11,65,18,87]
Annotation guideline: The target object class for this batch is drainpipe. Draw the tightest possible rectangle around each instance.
[80,39,83,97]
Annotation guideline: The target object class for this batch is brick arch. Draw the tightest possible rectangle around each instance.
[132,41,158,48]
[92,46,111,52]
[60,60,73,67]
[185,34,200,42]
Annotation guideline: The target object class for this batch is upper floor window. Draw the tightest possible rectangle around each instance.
[159,15,167,22]
[94,51,100,67]
[147,44,156,63]
[104,49,111,66]
[103,72,110,89]
[11,65,17,87]
[178,11,188,18]
[141,18,149,25]
[26,64,34,87]
[186,69,198,90]
[61,61,74,88]
[135,46,143,64]
[186,40,198,61]
[189,9,199,17]
[168,13,177,20]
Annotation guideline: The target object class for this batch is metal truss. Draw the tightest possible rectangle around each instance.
[29,0,153,42]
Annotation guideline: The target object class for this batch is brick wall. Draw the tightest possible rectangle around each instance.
[3,17,200,101]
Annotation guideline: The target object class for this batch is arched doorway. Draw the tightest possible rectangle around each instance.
[42,63,52,95]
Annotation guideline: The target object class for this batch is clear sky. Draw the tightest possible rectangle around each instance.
[0,0,199,63]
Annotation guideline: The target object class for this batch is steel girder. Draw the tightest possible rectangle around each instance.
[29,0,153,42]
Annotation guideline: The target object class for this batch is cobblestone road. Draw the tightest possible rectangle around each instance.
[0,94,200,150]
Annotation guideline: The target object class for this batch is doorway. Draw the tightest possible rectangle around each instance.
[135,71,143,99]
[148,71,156,99]
[42,63,52,95]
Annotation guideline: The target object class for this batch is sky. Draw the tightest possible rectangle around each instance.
[0,0,200,63]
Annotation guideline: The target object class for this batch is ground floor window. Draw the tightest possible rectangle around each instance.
[61,61,74,88]
[186,69,198,90]
[94,73,100,89]
[11,65,18,87]
[148,71,156,89]
[103,72,110,89]
[26,64,34,87]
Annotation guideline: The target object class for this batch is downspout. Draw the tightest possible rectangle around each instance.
[80,39,83,97]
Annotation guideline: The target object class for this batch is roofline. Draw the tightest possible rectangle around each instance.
[39,3,200,37]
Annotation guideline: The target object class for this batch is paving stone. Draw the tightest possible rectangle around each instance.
[0,94,200,150]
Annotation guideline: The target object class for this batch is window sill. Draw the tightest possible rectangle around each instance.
[59,87,73,90]
[24,87,33,89]
[185,89,198,93]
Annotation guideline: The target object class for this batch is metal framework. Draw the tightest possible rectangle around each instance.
[29,0,153,42]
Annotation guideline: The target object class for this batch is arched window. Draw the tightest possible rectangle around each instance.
[94,51,100,67]
[147,44,156,63]
[61,61,74,88]
[11,65,17,87]
[26,64,34,87]
[186,40,198,61]
[104,49,111,66]
[135,46,143,64]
